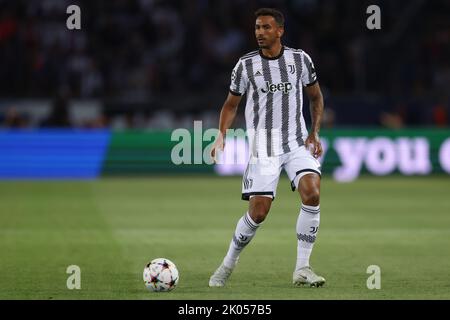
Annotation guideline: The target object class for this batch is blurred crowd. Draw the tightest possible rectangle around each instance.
[0,0,449,128]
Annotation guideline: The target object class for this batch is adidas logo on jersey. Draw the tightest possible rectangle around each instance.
[255,70,263,77]
[261,81,293,94]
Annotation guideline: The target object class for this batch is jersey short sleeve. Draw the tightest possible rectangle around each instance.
[229,60,248,96]
[301,52,318,87]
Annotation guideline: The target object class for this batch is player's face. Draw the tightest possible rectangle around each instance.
[255,16,284,49]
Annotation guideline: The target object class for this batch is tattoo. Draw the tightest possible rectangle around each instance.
[309,93,323,135]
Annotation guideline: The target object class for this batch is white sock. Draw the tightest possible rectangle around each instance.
[223,212,260,268]
[295,203,320,270]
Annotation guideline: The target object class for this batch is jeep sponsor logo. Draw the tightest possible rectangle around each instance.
[261,81,292,94]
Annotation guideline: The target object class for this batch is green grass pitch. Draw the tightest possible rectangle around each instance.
[1,176,449,299]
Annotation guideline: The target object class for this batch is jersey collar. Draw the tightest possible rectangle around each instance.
[259,45,285,60]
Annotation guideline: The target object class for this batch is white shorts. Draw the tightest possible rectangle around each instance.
[241,145,321,201]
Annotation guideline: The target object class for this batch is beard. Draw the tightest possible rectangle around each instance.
[257,39,270,49]
[257,38,274,49]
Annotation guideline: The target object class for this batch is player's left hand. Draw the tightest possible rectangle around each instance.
[305,133,323,159]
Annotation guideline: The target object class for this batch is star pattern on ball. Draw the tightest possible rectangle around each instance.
[158,260,170,270]
[150,274,159,285]
[168,277,178,289]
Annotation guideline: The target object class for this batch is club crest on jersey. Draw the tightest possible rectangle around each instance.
[261,81,292,94]
[288,64,295,74]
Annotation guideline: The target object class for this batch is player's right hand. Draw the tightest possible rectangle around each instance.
[210,134,225,163]
[305,132,323,159]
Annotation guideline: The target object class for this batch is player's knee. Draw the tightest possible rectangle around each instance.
[249,198,271,223]
[302,189,320,206]
[250,210,268,224]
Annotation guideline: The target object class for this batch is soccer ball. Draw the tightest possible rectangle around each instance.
[143,258,179,292]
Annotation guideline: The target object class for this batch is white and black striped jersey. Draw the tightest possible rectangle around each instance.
[229,46,318,157]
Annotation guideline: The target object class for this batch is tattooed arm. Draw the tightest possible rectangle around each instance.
[304,82,324,158]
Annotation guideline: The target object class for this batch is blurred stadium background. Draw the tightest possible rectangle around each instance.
[0,0,449,299]
[0,0,449,178]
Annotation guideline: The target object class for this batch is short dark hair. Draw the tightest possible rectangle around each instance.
[255,8,285,27]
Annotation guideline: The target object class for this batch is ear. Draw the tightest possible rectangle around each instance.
[278,26,284,38]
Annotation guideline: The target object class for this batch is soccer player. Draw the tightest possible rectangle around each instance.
[209,8,326,287]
